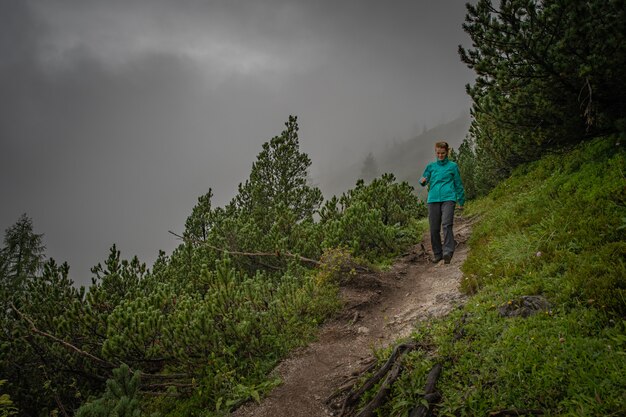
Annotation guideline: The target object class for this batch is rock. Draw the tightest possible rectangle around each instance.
[357,326,370,335]
[498,295,551,318]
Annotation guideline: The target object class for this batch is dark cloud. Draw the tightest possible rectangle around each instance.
[1,0,474,286]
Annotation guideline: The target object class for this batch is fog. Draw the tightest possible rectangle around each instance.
[0,0,474,287]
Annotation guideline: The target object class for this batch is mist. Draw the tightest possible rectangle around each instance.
[0,0,474,287]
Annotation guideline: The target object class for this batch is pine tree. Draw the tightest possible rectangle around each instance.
[89,245,147,307]
[459,0,626,175]
[224,116,324,269]
[184,189,214,242]
[0,214,45,294]
[235,115,323,229]
[0,216,102,416]
[360,152,379,183]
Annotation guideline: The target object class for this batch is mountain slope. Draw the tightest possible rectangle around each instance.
[315,113,470,199]
[369,136,626,416]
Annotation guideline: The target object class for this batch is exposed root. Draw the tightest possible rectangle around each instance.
[325,359,377,405]
[328,341,445,417]
[408,363,443,417]
[340,342,417,413]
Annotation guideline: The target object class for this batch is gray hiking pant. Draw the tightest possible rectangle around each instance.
[428,201,456,258]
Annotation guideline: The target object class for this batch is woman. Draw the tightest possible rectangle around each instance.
[419,141,465,264]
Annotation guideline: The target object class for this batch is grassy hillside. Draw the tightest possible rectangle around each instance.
[366,137,626,416]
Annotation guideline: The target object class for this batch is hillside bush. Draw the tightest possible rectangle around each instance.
[321,174,425,262]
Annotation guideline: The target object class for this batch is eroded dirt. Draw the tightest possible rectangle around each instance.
[231,215,472,417]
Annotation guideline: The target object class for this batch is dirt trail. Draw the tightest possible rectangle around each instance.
[231,215,472,417]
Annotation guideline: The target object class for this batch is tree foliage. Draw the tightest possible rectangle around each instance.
[183,189,214,243]
[0,380,17,417]
[459,0,626,193]
[76,364,142,417]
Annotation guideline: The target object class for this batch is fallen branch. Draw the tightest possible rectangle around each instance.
[409,363,443,417]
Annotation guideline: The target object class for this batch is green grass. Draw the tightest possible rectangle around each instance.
[370,137,626,416]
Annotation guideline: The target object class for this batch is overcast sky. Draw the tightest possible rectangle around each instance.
[0,0,475,287]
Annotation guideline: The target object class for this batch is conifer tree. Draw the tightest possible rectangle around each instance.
[0,214,45,295]
[220,116,324,269]
[235,115,323,229]
[360,152,379,183]
[184,189,214,242]
[0,216,101,416]
[89,245,147,308]
[459,0,626,176]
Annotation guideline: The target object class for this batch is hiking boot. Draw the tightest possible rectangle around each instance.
[431,255,443,263]
[443,253,452,264]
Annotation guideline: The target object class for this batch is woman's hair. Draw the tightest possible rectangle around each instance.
[435,141,449,151]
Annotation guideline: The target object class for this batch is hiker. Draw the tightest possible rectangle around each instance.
[419,141,465,264]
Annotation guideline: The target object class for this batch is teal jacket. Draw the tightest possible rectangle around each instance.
[420,158,465,206]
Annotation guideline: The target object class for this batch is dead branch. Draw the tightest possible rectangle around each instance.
[139,372,190,380]
[423,363,442,392]
[10,302,114,368]
[10,303,195,390]
[409,363,443,417]
[327,377,359,403]
[141,382,196,390]
[168,230,321,266]
[489,409,544,416]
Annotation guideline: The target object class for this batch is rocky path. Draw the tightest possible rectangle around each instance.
[231,215,472,417]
